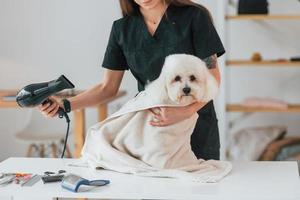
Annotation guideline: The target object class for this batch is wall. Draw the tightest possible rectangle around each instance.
[0,0,137,160]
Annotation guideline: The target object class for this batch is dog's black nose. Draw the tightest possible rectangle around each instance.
[183,87,191,95]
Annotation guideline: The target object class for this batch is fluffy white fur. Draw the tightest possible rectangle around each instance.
[146,54,219,105]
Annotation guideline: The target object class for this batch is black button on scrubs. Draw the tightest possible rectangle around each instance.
[102,5,225,160]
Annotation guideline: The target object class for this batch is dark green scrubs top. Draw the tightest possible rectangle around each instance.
[102,4,225,160]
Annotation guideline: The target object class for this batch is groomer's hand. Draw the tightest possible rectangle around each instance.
[149,101,207,127]
[38,96,62,118]
[149,106,194,127]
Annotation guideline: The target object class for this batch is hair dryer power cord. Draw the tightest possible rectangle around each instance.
[61,111,70,158]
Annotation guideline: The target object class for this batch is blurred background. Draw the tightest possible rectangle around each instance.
[0,0,300,163]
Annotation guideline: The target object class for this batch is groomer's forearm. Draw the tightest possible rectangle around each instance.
[68,84,116,111]
[203,54,221,87]
[209,67,221,87]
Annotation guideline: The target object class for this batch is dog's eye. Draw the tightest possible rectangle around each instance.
[174,76,181,82]
[190,75,196,82]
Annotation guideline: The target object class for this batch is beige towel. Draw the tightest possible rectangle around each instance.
[81,91,232,182]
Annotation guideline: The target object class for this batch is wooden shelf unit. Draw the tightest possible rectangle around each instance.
[226,14,300,20]
[226,60,300,67]
[227,104,300,113]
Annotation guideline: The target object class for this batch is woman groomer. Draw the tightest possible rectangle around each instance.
[39,0,225,160]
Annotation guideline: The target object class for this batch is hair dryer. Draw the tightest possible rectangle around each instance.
[16,75,74,120]
[16,75,75,158]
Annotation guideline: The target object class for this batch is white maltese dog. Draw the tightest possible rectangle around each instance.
[82,54,224,171]
[146,54,219,105]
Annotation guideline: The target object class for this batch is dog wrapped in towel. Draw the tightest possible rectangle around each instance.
[82,54,232,182]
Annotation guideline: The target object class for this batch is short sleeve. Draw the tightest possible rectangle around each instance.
[102,22,129,70]
[192,8,225,60]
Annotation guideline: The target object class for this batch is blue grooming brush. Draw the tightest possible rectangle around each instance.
[61,174,110,192]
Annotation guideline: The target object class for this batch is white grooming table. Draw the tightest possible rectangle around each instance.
[0,157,299,200]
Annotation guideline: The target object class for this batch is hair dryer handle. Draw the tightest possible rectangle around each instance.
[57,107,66,119]
[42,99,69,122]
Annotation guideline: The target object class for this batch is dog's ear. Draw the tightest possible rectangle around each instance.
[155,72,169,102]
[202,71,219,102]
[145,72,169,103]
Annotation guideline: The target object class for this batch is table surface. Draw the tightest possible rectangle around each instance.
[0,158,299,200]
